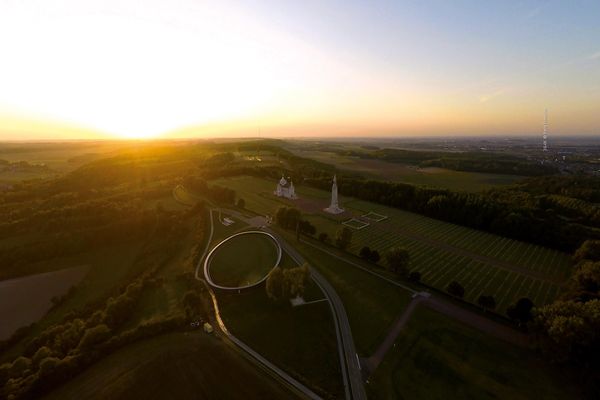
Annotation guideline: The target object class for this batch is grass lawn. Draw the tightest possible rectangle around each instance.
[217,286,343,399]
[287,235,412,355]
[210,176,572,313]
[367,307,580,400]
[287,234,579,400]
[42,332,297,400]
[208,232,279,288]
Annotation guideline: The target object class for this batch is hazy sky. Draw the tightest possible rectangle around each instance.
[0,0,598,139]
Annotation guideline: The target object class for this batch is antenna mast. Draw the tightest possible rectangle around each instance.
[542,109,548,152]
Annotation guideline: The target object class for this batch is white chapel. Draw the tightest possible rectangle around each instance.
[274,176,298,199]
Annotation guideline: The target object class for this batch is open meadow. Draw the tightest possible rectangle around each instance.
[42,332,297,400]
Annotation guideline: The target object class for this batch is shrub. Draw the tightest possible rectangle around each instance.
[446,281,465,299]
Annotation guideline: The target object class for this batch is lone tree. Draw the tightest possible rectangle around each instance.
[266,264,311,302]
[386,247,410,277]
[266,267,285,301]
[299,220,316,236]
[408,271,421,282]
[477,295,496,311]
[275,206,302,230]
[446,281,465,299]
[236,198,246,209]
[359,246,372,260]
[318,232,329,243]
[506,297,534,326]
[335,227,353,250]
[360,246,381,263]
[369,250,381,263]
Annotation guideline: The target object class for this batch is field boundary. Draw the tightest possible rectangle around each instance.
[361,211,388,222]
[342,218,370,230]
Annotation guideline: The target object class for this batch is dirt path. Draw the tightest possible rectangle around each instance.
[364,295,425,374]
[363,294,530,376]
[301,239,531,377]
[423,297,530,347]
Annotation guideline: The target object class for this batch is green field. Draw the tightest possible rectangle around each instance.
[209,176,572,313]
[345,201,570,312]
[43,333,297,400]
[286,234,579,399]
[208,232,279,288]
[201,209,342,398]
[218,285,342,399]
[367,307,579,400]
[292,150,523,192]
[293,236,411,354]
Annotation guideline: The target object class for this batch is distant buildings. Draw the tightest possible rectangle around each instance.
[274,176,297,199]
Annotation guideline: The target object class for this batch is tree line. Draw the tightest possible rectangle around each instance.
[304,176,598,252]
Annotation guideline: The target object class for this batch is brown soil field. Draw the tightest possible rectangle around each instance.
[0,266,89,339]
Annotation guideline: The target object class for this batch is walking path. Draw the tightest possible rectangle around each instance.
[364,295,425,374]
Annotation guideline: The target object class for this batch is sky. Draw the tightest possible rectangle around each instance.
[0,0,598,140]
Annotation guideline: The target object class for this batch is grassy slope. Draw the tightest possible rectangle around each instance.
[367,307,579,400]
[289,237,579,399]
[42,333,297,400]
[217,287,343,399]
[290,236,412,355]
[207,213,342,398]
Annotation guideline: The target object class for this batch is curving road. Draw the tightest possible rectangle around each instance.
[269,230,367,400]
[218,208,367,400]
[194,209,322,400]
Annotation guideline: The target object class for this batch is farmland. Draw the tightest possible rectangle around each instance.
[290,149,523,192]
[0,266,89,340]
[208,176,572,313]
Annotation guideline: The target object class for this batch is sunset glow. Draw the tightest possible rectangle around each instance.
[0,0,599,140]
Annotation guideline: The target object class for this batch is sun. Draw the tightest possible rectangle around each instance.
[115,131,164,140]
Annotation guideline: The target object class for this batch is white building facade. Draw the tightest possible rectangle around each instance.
[274,176,298,199]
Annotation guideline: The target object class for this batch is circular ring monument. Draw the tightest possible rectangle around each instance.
[204,230,282,291]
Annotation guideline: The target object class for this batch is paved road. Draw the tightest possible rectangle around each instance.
[194,209,322,400]
[200,208,368,399]
[271,231,367,400]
